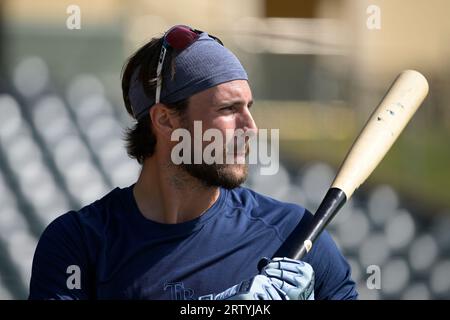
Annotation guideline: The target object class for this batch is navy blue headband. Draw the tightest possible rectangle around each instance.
[128,32,248,120]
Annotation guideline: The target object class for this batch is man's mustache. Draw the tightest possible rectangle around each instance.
[225,142,250,156]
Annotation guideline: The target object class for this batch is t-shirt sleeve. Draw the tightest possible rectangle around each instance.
[305,229,358,300]
[29,212,94,300]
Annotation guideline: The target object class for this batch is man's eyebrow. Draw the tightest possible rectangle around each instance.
[217,99,254,107]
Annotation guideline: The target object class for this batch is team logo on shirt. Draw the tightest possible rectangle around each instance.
[164,282,195,300]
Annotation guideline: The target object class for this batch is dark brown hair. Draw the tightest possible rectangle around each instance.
[121,37,189,165]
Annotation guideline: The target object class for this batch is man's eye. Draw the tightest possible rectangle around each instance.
[220,106,234,112]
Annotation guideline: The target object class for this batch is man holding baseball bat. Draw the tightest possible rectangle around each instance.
[29,25,358,300]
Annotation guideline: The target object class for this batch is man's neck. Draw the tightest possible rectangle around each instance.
[133,156,220,224]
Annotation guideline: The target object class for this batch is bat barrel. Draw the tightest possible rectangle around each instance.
[258,70,428,272]
[331,70,429,199]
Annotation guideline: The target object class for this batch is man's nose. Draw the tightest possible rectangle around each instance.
[239,106,257,132]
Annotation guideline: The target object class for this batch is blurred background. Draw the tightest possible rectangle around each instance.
[0,0,449,299]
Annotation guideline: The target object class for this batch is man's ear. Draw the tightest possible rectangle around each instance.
[149,103,179,138]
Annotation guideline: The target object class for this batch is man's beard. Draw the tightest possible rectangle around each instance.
[181,161,248,190]
[176,121,249,190]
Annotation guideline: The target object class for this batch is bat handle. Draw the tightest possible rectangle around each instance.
[258,188,347,272]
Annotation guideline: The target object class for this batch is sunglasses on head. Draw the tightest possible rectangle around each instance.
[155,25,223,104]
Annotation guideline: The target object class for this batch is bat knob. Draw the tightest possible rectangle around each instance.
[257,257,271,272]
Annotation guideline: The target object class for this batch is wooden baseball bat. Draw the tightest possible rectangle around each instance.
[262,70,429,264]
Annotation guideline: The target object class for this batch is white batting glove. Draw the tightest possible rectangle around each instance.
[260,257,315,300]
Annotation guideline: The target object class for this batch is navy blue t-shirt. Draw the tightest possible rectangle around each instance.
[29,185,358,300]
